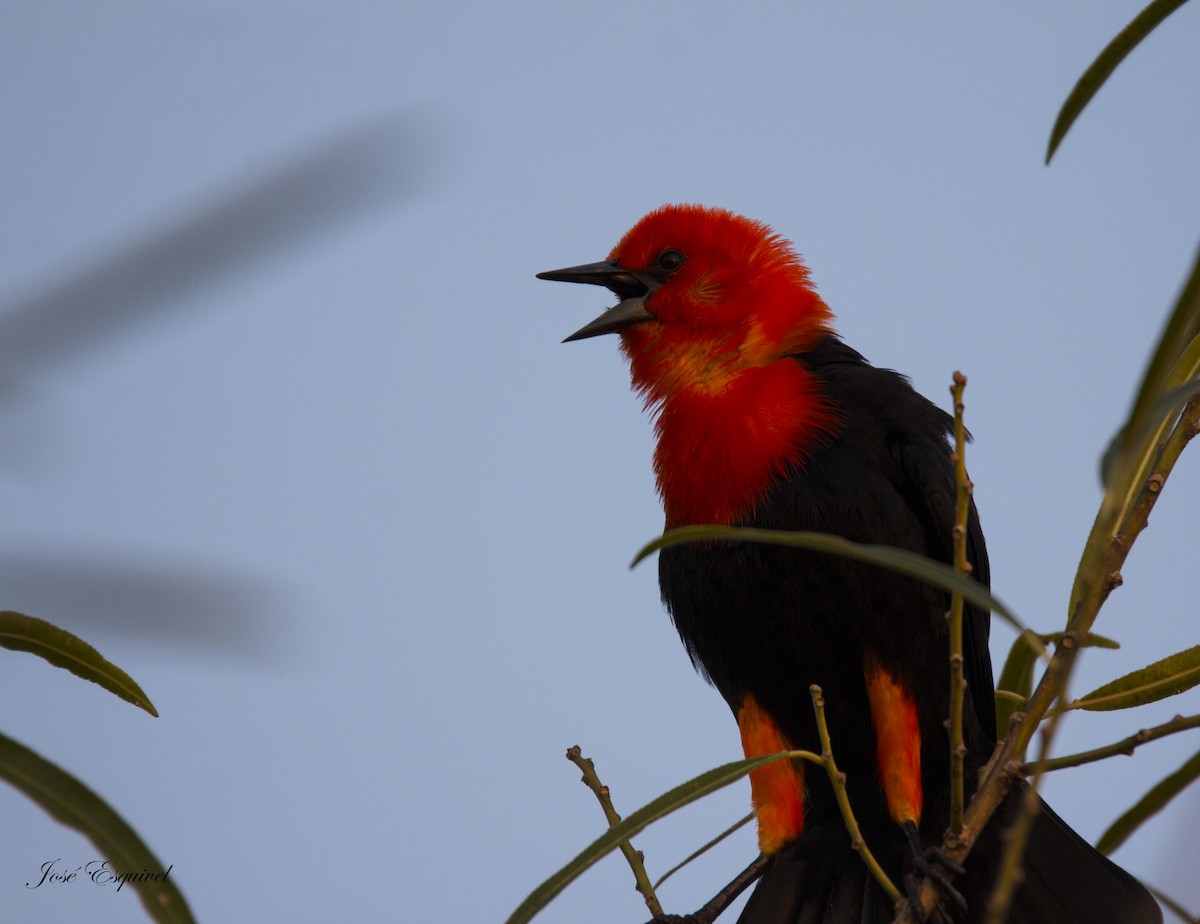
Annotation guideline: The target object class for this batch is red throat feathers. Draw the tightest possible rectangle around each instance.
[611,205,840,528]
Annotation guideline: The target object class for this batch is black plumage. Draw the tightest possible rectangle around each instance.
[660,336,1158,924]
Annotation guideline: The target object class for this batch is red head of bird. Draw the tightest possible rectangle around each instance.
[539,205,840,528]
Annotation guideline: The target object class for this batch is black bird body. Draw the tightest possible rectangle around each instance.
[661,336,1157,923]
[540,204,1161,923]
[660,335,992,856]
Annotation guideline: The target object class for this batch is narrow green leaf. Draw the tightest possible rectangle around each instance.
[632,526,1024,633]
[0,611,157,716]
[0,731,194,924]
[993,628,1113,729]
[506,751,817,924]
[653,812,755,890]
[1097,749,1200,854]
[1076,644,1200,711]
[1046,0,1193,163]
[1101,374,1200,486]
[1106,249,1200,503]
[1071,244,1200,619]
[996,630,1119,736]
[995,630,1041,739]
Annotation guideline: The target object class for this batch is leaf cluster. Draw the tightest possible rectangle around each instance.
[0,613,195,922]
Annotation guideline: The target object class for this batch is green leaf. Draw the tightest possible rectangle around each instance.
[996,631,1119,736]
[1076,644,1200,711]
[1046,0,1193,163]
[653,812,755,890]
[1071,244,1200,619]
[506,751,817,924]
[0,731,194,924]
[1105,247,1200,508]
[632,525,1025,633]
[0,611,157,716]
[1097,748,1200,854]
[995,630,1041,739]
[1101,374,1200,486]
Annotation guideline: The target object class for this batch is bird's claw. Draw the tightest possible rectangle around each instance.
[904,862,968,922]
[901,822,969,922]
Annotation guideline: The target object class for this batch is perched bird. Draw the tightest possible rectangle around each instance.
[539,205,1161,924]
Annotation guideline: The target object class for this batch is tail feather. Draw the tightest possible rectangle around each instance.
[736,824,894,924]
[735,786,1160,924]
[992,785,1161,924]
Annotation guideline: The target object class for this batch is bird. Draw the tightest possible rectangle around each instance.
[538,204,1161,924]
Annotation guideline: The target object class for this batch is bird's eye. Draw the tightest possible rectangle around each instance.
[655,249,686,273]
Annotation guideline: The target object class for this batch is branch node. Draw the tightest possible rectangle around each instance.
[809,684,902,904]
[565,745,662,917]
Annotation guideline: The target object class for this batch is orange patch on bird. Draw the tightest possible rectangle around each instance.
[648,332,745,397]
[738,694,805,855]
[688,269,722,305]
[863,651,923,825]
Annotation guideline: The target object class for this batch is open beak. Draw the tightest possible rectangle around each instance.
[536,260,658,342]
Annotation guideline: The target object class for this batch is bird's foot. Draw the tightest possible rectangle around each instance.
[901,821,968,923]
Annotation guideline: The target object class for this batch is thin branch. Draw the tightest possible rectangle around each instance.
[982,734,1048,924]
[983,396,1200,924]
[565,746,664,918]
[948,371,971,837]
[681,854,772,924]
[652,813,755,890]
[810,684,903,905]
[897,393,1200,924]
[1027,713,1200,774]
[1116,394,1200,545]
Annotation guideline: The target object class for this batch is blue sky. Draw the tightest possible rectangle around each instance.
[1,3,1199,922]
